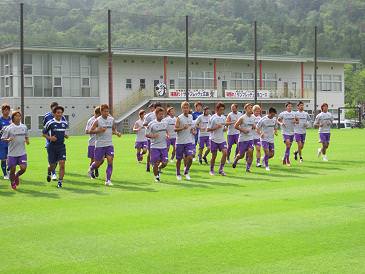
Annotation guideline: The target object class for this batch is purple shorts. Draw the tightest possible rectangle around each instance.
[87,145,95,159]
[8,154,27,168]
[175,143,195,160]
[227,134,239,146]
[135,141,148,149]
[210,141,227,153]
[294,133,306,143]
[253,139,261,147]
[199,136,210,149]
[319,133,331,143]
[261,141,275,151]
[167,138,176,148]
[150,148,168,164]
[238,140,254,155]
[283,134,294,143]
[94,146,114,161]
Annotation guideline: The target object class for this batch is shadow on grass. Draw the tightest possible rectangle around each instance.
[159,180,212,189]
[16,188,60,199]
[110,180,158,192]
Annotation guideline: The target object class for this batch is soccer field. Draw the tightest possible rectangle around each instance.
[0,129,364,274]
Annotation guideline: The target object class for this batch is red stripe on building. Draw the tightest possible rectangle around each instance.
[259,60,263,89]
[163,56,168,84]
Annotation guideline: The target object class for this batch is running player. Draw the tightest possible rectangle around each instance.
[162,107,177,162]
[277,102,296,166]
[43,102,66,180]
[252,105,262,167]
[146,107,169,182]
[226,104,241,164]
[256,107,278,171]
[1,111,29,190]
[143,102,161,172]
[133,110,148,163]
[192,102,203,161]
[43,105,68,188]
[208,102,227,176]
[0,103,11,179]
[293,101,311,163]
[175,101,196,181]
[85,106,101,177]
[232,103,255,172]
[314,103,333,161]
[195,106,211,164]
[88,104,121,186]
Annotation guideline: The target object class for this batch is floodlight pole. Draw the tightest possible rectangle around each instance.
[254,21,258,104]
[314,26,318,117]
[108,9,113,114]
[185,15,189,102]
[20,3,24,122]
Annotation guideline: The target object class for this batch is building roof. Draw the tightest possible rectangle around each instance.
[0,45,360,64]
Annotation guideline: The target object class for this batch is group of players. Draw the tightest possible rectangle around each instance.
[133,100,334,182]
[0,98,333,189]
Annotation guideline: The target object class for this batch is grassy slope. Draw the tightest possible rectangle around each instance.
[0,129,364,274]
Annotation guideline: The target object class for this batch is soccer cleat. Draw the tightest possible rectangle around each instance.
[57,181,62,188]
[88,169,95,179]
[232,162,237,169]
[203,156,208,164]
[265,166,271,171]
[95,168,99,178]
[294,151,298,161]
[209,171,215,176]
[105,180,113,186]
[4,175,9,180]
[185,173,191,181]
[256,162,262,168]
[246,169,251,173]
[219,171,226,176]
[14,175,19,186]
[199,158,203,165]
[176,175,182,181]
[46,173,51,182]
[154,176,160,182]
[299,158,303,163]
[286,160,291,167]
[322,155,328,162]
[51,174,57,181]
[11,182,17,190]
[317,148,322,158]
[146,167,150,172]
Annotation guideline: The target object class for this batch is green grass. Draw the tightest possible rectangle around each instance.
[0,129,365,274]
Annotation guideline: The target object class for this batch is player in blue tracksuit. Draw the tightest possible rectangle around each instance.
[0,104,12,179]
[43,105,69,188]
[43,102,66,180]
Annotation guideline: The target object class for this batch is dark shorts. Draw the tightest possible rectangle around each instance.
[210,141,227,153]
[0,145,8,160]
[319,133,331,143]
[135,141,148,149]
[150,148,168,164]
[238,140,254,155]
[227,134,239,146]
[283,134,294,143]
[199,136,210,149]
[294,133,306,143]
[94,145,114,162]
[87,145,95,159]
[175,143,195,160]
[253,138,261,147]
[167,138,176,148]
[8,154,27,168]
[47,144,66,164]
[147,139,151,150]
[261,141,275,151]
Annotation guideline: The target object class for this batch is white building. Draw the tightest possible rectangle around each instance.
[0,46,357,135]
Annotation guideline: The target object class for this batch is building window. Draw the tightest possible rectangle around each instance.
[230,72,254,90]
[140,79,146,89]
[332,75,342,91]
[24,116,31,130]
[320,74,331,91]
[304,74,313,90]
[38,116,44,130]
[263,73,277,90]
[126,79,132,89]
[178,71,214,89]
[169,79,175,89]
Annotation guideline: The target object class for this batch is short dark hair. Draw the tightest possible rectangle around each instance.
[50,102,58,110]
[285,102,292,107]
[297,101,304,106]
[155,107,164,114]
[53,105,64,114]
[154,102,162,108]
[139,109,146,117]
[1,104,10,112]
[11,110,22,121]
[215,102,225,110]
[244,103,253,110]
[94,106,101,115]
[321,103,328,110]
[167,107,174,114]
[194,101,202,108]
[268,107,277,114]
